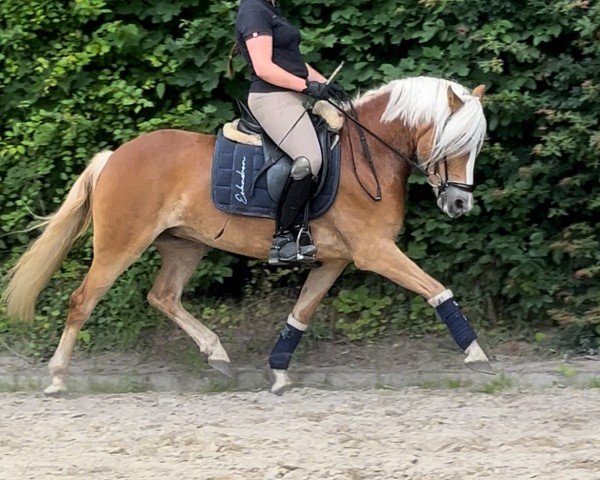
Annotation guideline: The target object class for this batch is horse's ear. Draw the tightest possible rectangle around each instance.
[472,84,486,101]
[447,86,464,113]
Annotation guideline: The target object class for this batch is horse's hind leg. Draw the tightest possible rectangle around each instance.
[269,259,349,394]
[147,235,232,376]
[45,251,145,395]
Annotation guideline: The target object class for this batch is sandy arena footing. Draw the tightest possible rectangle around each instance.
[1,388,599,479]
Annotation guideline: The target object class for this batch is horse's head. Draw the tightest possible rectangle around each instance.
[355,77,487,217]
[413,84,486,218]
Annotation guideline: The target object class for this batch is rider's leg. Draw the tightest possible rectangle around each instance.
[247,92,323,174]
[248,91,323,263]
[278,157,313,230]
[272,156,316,262]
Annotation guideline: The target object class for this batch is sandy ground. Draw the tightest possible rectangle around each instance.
[1,388,599,480]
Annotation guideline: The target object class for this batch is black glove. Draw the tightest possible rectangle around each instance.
[302,81,346,101]
[302,81,329,99]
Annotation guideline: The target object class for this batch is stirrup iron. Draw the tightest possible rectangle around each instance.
[295,226,315,262]
[268,230,316,266]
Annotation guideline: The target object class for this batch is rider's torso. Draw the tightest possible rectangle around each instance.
[236,0,308,94]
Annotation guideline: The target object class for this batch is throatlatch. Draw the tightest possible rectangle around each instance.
[428,289,477,351]
[269,314,307,370]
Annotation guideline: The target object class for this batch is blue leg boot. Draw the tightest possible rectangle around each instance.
[428,289,492,371]
[268,314,307,394]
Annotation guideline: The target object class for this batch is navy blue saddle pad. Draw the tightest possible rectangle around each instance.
[211,130,341,219]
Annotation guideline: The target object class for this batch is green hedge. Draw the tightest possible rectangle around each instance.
[1,0,598,354]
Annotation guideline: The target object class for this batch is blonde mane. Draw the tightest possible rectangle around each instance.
[352,76,487,167]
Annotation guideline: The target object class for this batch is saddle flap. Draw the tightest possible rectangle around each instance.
[310,114,334,198]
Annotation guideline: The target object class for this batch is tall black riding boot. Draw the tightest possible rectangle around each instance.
[269,175,317,265]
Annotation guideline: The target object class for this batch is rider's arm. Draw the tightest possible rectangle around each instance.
[245,35,307,92]
[306,63,327,83]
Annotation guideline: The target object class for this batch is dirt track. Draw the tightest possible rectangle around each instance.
[1,388,599,480]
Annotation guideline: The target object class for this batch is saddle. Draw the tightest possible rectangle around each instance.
[211,100,343,220]
[226,100,342,202]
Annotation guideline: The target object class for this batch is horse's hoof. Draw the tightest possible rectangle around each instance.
[271,383,293,396]
[464,340,495,375]
[43,384,68,397]
[466,360,496,376]
[464,340,490,362]
[270,369,293,396]
[208,359,233,377]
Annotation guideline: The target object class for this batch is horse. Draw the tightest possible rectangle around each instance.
[3,76,490,395]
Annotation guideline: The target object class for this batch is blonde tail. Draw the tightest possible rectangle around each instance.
[2,151,113,321]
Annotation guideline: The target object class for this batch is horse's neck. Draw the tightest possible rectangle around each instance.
[354,93,414,150]
[348,93,415,175]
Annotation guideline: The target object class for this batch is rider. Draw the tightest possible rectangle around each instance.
[234,0,342,265]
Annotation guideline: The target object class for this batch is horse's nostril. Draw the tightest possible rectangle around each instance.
[455,199,464,210]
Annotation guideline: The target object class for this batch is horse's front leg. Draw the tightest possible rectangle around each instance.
[354,241,490,367]
[269,259,349,395]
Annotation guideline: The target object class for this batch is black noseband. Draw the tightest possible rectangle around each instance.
[428,157,474,195]
[440,181,475,194]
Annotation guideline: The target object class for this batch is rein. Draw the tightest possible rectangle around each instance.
[343,99,384,201]
[327,98,424,173]
[325,93,475,201]
[326,96,422,201]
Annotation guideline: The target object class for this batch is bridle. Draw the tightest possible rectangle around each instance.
[326,95,475,200]
[426,157,475,196]
[422,110,475,196]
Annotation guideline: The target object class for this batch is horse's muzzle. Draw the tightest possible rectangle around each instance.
[437,187,473,218]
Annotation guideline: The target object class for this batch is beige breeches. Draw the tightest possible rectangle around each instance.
[247,91,323,175]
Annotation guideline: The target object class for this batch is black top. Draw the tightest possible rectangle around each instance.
[235,0,308,93]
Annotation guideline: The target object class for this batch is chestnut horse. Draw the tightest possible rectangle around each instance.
[3,76,490,395]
